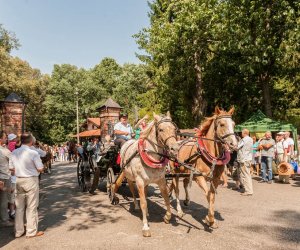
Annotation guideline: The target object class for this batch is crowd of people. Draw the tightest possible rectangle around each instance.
[224,130,299,196]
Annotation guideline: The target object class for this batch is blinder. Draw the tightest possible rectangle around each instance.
[155,118,179,147]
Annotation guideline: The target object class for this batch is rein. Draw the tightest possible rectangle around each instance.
[122,118,178,169]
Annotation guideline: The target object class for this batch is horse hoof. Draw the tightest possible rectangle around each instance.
[177,212,184,218]
[111,196,119,205]
[183,200,190,206]
[205,215,218,228]
[164,214,171,224]
[142,230,151,237]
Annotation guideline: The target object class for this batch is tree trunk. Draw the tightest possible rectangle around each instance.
[192,51,206,124]
[260,73,272,117]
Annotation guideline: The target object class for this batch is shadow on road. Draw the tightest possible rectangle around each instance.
[241,209,300,245]
[113,181,224,234]
[38,165,122,232]
[0,163,123,248]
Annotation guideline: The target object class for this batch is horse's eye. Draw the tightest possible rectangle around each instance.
[220,123,225,127]
[159,129,164,132]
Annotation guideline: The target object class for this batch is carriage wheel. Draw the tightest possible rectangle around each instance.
[107,167,119,205]
[77,159,87,192]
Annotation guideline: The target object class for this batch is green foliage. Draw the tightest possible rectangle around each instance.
[136,0,299,128]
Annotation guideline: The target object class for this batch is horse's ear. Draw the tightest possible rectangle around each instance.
[228,106,235,115]
[215,106,221,115]
[166,111,171,118]
[153,112,160,121]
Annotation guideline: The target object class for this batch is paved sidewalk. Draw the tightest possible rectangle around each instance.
[1,162,300,250]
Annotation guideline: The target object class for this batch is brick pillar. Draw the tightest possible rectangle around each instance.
[1,103,24,135]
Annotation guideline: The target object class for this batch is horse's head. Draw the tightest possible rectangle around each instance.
[213,106,238,150]
[153,112,179,156]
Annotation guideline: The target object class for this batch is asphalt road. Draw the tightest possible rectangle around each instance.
[1,162,300,250]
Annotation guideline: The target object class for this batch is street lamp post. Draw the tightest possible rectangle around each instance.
[75,88,79,144]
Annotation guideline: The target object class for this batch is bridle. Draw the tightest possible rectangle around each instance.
[214,115,236,147]
[155,118,179,148]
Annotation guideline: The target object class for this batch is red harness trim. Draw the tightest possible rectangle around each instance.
[195,129,231,166]
[138,139,169,169]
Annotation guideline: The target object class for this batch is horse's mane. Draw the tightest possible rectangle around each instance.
[140,121,155,139]
[199,110,230,135]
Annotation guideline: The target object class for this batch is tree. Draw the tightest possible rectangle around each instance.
[136,0,299,127]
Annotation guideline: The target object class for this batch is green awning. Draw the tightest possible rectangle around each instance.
[235,110,298,151]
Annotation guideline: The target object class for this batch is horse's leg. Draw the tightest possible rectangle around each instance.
[195,176,209,196]
[157,179,172,224]
[173,177,184,218]
[205,169,223,228]
[144,185,149,217]
[136,179,150,237]
[128,180,139,210]
[183,178,190,206]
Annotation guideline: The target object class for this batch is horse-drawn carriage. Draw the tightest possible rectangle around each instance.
[77,108,238,237]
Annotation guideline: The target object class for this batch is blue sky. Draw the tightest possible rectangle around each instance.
[0,0,150,74]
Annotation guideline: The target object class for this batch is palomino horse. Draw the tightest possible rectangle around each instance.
[120,113,179,237]
[170,107,238,228]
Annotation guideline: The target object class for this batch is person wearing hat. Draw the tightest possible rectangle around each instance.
[7,133,18,152]
[0,131,14,227]
[275,132,286,164]
[7,133,19,220]
[134,114,149,139]
[113,113,134,148]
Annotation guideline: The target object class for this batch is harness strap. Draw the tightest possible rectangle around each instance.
[122,150,139,168]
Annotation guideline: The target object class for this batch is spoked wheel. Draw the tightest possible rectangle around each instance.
[77,158,87,192]
[107,167,119,205]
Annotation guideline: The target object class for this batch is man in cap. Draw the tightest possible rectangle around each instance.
[113,113,134,148]
[7,133,18,152]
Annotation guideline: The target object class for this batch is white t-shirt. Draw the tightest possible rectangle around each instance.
[284,138,294,156]
[114,122,133,140]
[9,145,44,177]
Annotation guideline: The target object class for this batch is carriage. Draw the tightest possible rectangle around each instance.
[76,142,123,204]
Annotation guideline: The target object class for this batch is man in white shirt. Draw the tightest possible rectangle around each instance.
[9,133,44,238]
[237,129,254,196]
[114,113,134,148]
[284,131,294,162]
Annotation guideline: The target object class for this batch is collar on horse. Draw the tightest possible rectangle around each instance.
[195,114,233,166]
[138,138,169,169]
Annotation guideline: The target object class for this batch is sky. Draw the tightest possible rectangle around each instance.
[0,0,150,74]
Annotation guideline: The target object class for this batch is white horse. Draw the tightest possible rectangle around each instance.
[120,112,179,237]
